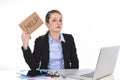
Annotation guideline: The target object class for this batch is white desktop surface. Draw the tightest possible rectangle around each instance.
[0,69,119,80]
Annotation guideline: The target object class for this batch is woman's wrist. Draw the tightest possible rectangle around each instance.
[23,44,28,50]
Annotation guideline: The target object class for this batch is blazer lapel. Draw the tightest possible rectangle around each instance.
[62,41,68,65]
[42,32,49,68]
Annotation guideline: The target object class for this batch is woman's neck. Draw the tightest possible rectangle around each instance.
[50,31,60,42]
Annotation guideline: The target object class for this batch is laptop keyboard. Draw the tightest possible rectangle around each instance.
[81,72,94,78]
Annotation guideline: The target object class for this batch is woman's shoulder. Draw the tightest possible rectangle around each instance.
[35,32,48,42]
[62,33,75,43]
[62,33,73,38]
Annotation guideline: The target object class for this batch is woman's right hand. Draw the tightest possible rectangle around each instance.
[21,32,31,50]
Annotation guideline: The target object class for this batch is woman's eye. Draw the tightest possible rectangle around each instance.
[52,19,62,22]
[59,19,62,22]
[52,20,56,22]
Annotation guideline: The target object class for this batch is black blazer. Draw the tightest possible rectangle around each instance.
[22,32,79,70]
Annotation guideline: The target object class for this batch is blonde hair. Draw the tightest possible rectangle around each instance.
[45,9,62,23]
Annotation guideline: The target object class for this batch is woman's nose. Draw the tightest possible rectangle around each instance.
[57,21,62,25]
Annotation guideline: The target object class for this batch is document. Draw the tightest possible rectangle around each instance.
[17,70,51,80]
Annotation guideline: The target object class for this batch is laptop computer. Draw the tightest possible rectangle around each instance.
[65,46,120,80]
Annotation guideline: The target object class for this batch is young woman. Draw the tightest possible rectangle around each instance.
[21,9,79,70]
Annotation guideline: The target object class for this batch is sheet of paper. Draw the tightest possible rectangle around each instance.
[17,70,51,80]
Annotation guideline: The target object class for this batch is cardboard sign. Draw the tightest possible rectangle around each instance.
[19,12,43,34]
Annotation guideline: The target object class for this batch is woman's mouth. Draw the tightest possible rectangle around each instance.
[56,26,61,28]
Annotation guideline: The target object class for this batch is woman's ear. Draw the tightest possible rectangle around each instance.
[45,22,47,26]
[46,22,49,28]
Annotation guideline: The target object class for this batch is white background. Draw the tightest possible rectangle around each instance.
[0,0,120,74]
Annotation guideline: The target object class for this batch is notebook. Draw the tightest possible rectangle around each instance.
[66,46,120,80]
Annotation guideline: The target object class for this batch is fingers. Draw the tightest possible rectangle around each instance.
[22,32,31,39]
[21,32,31,50]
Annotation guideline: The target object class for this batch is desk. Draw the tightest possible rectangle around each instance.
[0,69,119,80]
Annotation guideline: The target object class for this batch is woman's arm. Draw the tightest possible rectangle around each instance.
[21,32,40,70]
[70,35,79,69]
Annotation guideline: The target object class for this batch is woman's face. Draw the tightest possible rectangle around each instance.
[47,13,62,33]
